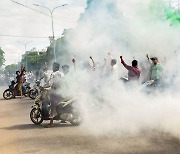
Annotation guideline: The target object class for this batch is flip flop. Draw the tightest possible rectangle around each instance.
[44,124,54,128]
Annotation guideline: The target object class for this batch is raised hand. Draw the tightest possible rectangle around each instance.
[146,54,149,59]
[72,58,76,63]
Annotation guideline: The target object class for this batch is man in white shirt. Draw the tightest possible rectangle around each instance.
[45,62,64,128]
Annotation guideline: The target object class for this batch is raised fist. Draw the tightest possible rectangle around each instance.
[72,59,75,63]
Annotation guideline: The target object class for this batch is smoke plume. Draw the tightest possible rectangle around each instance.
[59,0,180,136]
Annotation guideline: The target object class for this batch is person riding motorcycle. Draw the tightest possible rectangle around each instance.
[45,62,64,128]
[15,66,25,98]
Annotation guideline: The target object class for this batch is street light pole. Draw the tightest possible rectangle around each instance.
[33,4,68,62]
[17,41,33,71]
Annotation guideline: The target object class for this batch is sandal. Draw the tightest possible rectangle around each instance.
[44,124,54,128]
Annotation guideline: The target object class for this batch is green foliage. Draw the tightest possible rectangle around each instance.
[56,37,70,64]
[22,51,47,71]
[45,37,71,65]
[0,47,5,68]
[4,64,18,76]
[46,46,54,63]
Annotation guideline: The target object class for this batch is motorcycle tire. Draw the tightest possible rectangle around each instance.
[30,108,43,125]
[29,89,38,100]
[3,89,14,100]
[70,113,82,126]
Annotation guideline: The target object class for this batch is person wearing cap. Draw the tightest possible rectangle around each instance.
[120,56,141,81]
[146,54,163,86]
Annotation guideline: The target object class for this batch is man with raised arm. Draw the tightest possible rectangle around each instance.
[120,56,141,81]
[146,54,163,86]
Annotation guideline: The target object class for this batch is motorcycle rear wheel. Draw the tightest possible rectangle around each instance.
[70,113,82,126]
[30,108,43,125]
[3,89,14,100]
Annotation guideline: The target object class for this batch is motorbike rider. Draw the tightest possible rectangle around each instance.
[45,62,64,128]
[120,56,141,82]
[146,54,163,87]
[15,65,25,98]
[22,70,27,94]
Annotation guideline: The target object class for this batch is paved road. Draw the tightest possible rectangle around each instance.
[0,87,180,154]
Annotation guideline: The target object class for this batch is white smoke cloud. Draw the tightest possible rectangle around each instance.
[58,0,180,137]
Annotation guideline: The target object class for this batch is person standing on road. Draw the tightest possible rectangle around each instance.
[120,56,141,81]
[146,54,163,86]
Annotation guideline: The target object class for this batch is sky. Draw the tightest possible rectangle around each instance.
[0,0,87,65]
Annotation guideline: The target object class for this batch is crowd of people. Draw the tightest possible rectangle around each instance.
[29,53,164,128]
[3,50,178,128]
[8,51,169,127]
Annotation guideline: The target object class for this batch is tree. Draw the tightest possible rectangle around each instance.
[22,51,47,71]
[55,36,71,64]
[0,47,5,68]
[4,64,18,76]
[46,46,54,64]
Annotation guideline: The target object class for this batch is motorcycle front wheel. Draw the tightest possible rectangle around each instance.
[29,89,38,99]
[30,108,43,125]
[3,89,14,100]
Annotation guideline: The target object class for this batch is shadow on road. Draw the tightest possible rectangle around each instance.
[0,123,76,130]
[0,124,43,130]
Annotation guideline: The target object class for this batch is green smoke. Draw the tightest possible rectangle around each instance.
[165,8,180,26]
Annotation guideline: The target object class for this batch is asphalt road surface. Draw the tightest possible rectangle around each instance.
[0,86,180,154]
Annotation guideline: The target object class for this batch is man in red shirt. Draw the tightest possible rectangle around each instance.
[120,56,141,81]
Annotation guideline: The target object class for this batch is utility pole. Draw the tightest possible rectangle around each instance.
[33,4,68,62]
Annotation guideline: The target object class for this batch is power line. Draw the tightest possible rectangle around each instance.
[9,0,78,24]
[0,34,60,39]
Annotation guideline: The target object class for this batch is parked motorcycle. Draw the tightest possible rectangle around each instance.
[3,81,31,100]
[29,80,41,100]
[30,88,82,126]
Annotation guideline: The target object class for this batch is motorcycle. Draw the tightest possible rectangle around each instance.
[29,80,41,99]
[3,80,31,100]
[30,87,82,126]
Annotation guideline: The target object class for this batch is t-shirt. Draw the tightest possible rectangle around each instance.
[150,63,163,80]
[43,71,50,83]
[121,59,141,81]
[49,71,64,90]
[111,64,119,80]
